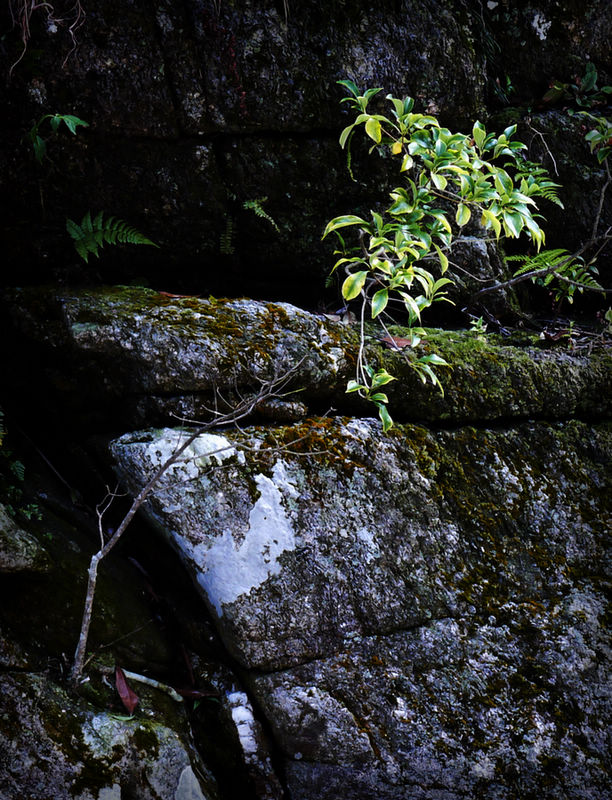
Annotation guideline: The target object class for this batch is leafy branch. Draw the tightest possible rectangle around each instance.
[28,113,89,164]
[323,80,561,429]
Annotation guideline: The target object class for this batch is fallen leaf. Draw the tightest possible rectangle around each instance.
[115,666,139,715]
[380,335,413,350]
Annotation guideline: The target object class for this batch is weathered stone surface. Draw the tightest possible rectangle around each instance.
[0,671,219,800]
[253,604,610,800]
[2,2,608,296]
[0,502,50,573]
[3,287,611,431]
[109,416,611,797]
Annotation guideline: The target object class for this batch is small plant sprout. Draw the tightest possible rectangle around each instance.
[28,113,89,163]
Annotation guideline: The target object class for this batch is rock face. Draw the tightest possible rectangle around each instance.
[1,1,610,299]
[3,286,611,430]
[109,417,611,799]
[1,284,611,798]
[0,671,219,800]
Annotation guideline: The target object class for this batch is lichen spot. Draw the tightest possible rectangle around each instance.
[198,461,298,616]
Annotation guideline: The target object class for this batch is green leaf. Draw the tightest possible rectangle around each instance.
[346,379,367,393]
[481,208,501,238]
[455,203,471,226]
[337,79,360,97]
[400,292,422,322]
[371,288,389,318]
[371,369,396,388]
[377,403,393,432]
[420,353,449,366]
[472,121,486,150]
[32,135,46,163]
[502,210,522,238]
[62,115,89,135]
[434,244,448,274]
[400,153,414,172]
[365,117,382,144]
[342,270,368,300]
[322,215,368,238]
[339,124,355,149]
[431,173,447,191]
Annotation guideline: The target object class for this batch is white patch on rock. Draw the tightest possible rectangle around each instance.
[175,765,207,800]
[228,691,259,757]
[143,429,242,481]
[198,461,298,616]
[471,755,495,779]
[531,12,551,40]
[356,527,380,563]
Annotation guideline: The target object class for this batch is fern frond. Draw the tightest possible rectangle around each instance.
[507,248,574,273]
[66,211,158,263]
[508,248,603,301]
[10,459,25,482]
[515,159,564,207]
[242,197,280,233]
[220,216,235,255]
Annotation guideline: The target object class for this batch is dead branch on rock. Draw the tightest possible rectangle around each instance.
[70,367,305,689]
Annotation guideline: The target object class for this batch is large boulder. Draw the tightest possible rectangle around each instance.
[2,286,611,431]
[110,416,611,799]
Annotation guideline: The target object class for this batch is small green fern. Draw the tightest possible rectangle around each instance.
[513,160,564,207]
[66,211,158,263]
[220,215,235,255]
[242,197,280,233]
[508,248,604,303]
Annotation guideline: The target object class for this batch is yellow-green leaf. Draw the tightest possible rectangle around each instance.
[371,288,389,318]
[365,117,382,144]
[456,203,471,227]
[342,270,368,300]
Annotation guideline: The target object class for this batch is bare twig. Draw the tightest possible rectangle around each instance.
[70,370,302,688]
[526,118,559,176]
[591,159,611,242]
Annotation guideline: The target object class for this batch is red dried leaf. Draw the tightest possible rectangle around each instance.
[380,335,413,350]
[115,667,139,715]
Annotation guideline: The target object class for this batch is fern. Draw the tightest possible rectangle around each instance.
[242,197,280,233]
[513,160,564,207]
[66,211,158,263]
[508,248,603,303]
[507,248,573,275]
[220,215,235,255]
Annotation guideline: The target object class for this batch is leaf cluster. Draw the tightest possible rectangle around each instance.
[28,113,89,164]
[323,81,561,428]
[543,63,612,111]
